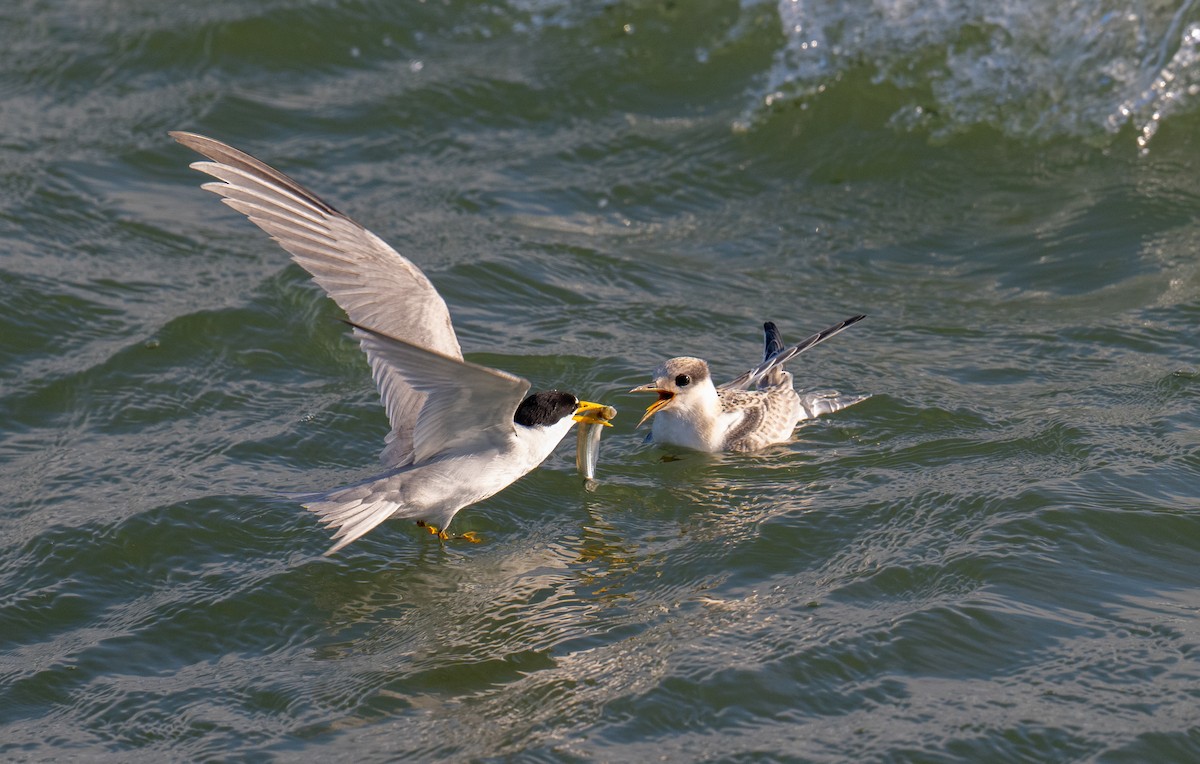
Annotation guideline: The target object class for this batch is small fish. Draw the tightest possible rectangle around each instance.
[576,404,618,481]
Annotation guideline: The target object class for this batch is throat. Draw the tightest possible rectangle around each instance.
[652,396,722,451]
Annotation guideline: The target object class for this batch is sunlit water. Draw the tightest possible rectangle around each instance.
[2,1,1198,761]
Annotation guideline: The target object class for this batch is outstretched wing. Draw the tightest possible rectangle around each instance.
[345,322,530,465]
[720,314,866,391]
[172,131,461,466]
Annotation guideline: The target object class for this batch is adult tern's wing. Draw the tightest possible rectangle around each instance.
[171,131,460,466]
[719,315,866,391]
[346,322,531,465]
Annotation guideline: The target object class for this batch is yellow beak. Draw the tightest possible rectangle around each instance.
[573,400,616,427]
[629,384,674,427]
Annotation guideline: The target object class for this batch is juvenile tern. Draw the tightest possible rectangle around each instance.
[172,131,612,554]
[631,316,867,452]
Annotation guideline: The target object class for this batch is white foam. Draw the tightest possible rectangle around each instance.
[739,0,1200,148]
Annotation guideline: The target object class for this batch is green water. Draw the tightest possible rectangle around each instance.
[2,1,1199,761]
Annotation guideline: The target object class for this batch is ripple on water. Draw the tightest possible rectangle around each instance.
[1,0,1200,760]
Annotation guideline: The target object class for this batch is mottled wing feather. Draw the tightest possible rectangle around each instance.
[718,391,766,451]
[172,131,461,467]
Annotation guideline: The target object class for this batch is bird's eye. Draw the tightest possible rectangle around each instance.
[675,374,691,387]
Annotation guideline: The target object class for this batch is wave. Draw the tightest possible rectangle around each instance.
[749,0,1200,147]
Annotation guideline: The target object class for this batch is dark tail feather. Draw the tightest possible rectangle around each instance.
[763,321,785,361]
[720,314,867,390]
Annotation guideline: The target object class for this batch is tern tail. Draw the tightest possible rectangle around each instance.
[286,469,415,555]
[763,321,786,361]
[797,390,870,421]
[760,321,789,387]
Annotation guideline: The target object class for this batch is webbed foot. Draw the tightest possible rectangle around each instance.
[416,521,478,542]
[416,520,450,540]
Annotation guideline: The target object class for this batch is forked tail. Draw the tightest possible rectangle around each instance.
[797,390,870,421]
[286,469,409,555]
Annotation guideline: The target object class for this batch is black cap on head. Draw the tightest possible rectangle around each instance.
[513,390,580,428]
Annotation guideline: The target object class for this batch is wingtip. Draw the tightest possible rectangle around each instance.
[168,129,204,147]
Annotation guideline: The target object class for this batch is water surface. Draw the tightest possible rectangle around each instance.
[1,1,1198,761]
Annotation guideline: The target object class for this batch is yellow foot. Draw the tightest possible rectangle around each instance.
[416,521,471,541]
[415,520,449,539]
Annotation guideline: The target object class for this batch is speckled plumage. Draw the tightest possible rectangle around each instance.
[632,317,868,452]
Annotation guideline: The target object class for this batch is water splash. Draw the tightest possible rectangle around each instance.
[747,0,1200,148]
[1109,22,1200,152]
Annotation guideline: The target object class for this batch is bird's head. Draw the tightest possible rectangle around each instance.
[629,356,713,427]
[514,391,615,429]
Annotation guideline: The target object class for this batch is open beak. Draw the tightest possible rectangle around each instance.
[573,400,616,427]
[629,383,674,427]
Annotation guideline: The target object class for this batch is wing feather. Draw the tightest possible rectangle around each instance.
[720,315,866,391]
[173,131,462,466]
[346,322,531,465]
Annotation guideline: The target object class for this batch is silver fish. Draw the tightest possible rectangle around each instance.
[576,404,617,481]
